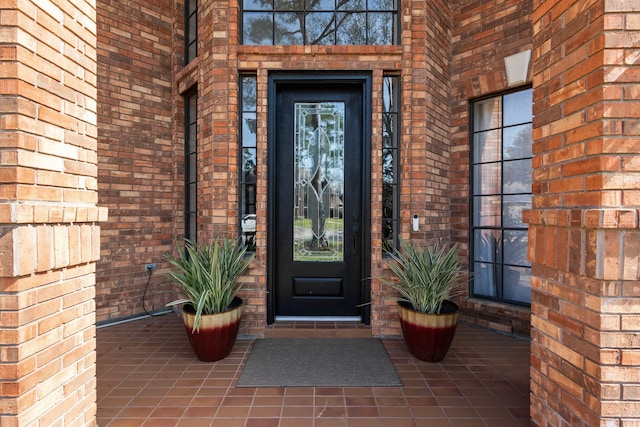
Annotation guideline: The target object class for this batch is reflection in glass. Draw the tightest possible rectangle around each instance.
[471,88,532,305]
[474,229,501,263]
[473,130,501,163]
[367,12,394,45]
[242,77,257,109]
[503,267,531,303]
[240,76,257,251]
[503,159,532,194]
[369,0,396,10]
[504,89,533,126]
[306,12,335,45]
[472,195,501,227]
[244,0,273,9]
[275,13,304,44]
[473,97,501,131]
[338,0,365,10]
[503,230,530,267]
[474,262,499,298]
[275,0,303,10]
[294,102,345,262]
[503,194,531,228]
[241,1,397,45]
[243,12,274,45]
[382,75,399,253]
[336,13,366,45]
[307,0,334,10]
[473,163,501,195]
[242,113,257,147]
[503,124,532,160]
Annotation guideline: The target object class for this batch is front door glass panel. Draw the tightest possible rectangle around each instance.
[293,102,344,262]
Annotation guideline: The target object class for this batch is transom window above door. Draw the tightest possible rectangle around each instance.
[242,0,399,45]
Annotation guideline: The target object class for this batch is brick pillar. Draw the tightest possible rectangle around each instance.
[0,1,105,426]
[530,1,640,425]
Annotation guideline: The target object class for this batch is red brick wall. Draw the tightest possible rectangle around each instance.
[96,0,176,322]
[0,1,103,425]
[450,0,533,335]
[530,0,640,424]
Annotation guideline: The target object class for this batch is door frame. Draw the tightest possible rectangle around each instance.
[266,72,372,325]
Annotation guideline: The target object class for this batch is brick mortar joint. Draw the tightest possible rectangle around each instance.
[525,208,640,229]
[0,203,108,224]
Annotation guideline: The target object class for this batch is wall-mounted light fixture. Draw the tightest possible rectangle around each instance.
[504,49,531,87]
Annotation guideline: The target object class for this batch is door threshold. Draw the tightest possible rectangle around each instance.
[275,316,362,322]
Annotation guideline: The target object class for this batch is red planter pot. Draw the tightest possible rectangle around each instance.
[398,300,459,362]
[182,297,242,362]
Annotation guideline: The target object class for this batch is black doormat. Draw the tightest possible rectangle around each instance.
[236,338,402,387]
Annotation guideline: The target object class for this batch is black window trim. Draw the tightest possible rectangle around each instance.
[469,84,533,307]
[240,0,401,46]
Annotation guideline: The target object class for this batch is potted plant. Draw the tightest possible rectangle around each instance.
[165,237,254,362]
[380,238,469,362]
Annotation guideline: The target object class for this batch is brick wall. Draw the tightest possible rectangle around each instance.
[96,0,176,322]
[167,0,453,337]
[96,0,537,337]
[0,1,103,425]
[450,0,533,335]
[530,0,640,424]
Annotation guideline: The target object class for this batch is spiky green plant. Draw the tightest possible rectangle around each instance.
[165,238,254,331]
[380,238,468,314]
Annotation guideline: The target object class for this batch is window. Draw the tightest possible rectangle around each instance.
[185,0,197,63]
[185,90,198,240]
[242,0,398,46]
[240,76,257,251]
[382,75,399,253]
[471,88,532,305]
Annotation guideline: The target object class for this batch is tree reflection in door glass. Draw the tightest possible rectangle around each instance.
[293,102,345,262]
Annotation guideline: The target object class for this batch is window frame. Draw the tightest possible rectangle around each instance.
[239,75,258,251]
[469,86,533,306]
[184,88,198,241]
[382,74,400,254]
[185,0,197,64]
[241,0,400,46]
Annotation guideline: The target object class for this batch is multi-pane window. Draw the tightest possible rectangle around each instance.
[382,75,399,253]
[185,90,198,241]
[185,0,197,64]
[240,76,257,251]
[471,88,533,305]
[242,0,398,46]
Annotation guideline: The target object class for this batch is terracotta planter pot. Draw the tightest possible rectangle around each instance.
[182,297,242,362]
[398,300,458,362]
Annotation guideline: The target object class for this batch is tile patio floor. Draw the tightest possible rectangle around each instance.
[97,313,530,427]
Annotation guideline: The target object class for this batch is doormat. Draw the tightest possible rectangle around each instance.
[236,338,402,387]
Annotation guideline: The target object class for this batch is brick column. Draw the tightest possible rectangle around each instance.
[530,0,640,425]
[0,1,105,426]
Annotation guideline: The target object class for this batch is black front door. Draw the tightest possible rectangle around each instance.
[270,77,369,318]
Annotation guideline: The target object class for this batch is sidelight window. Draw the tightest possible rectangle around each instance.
[184,89,198,241]
[470,88,533,305]
[242,0,399,46]
[240,76,258,251]
[382,75,399,253]
[185,0,197,64]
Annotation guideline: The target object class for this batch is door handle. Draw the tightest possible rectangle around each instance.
[352,215,359,254]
